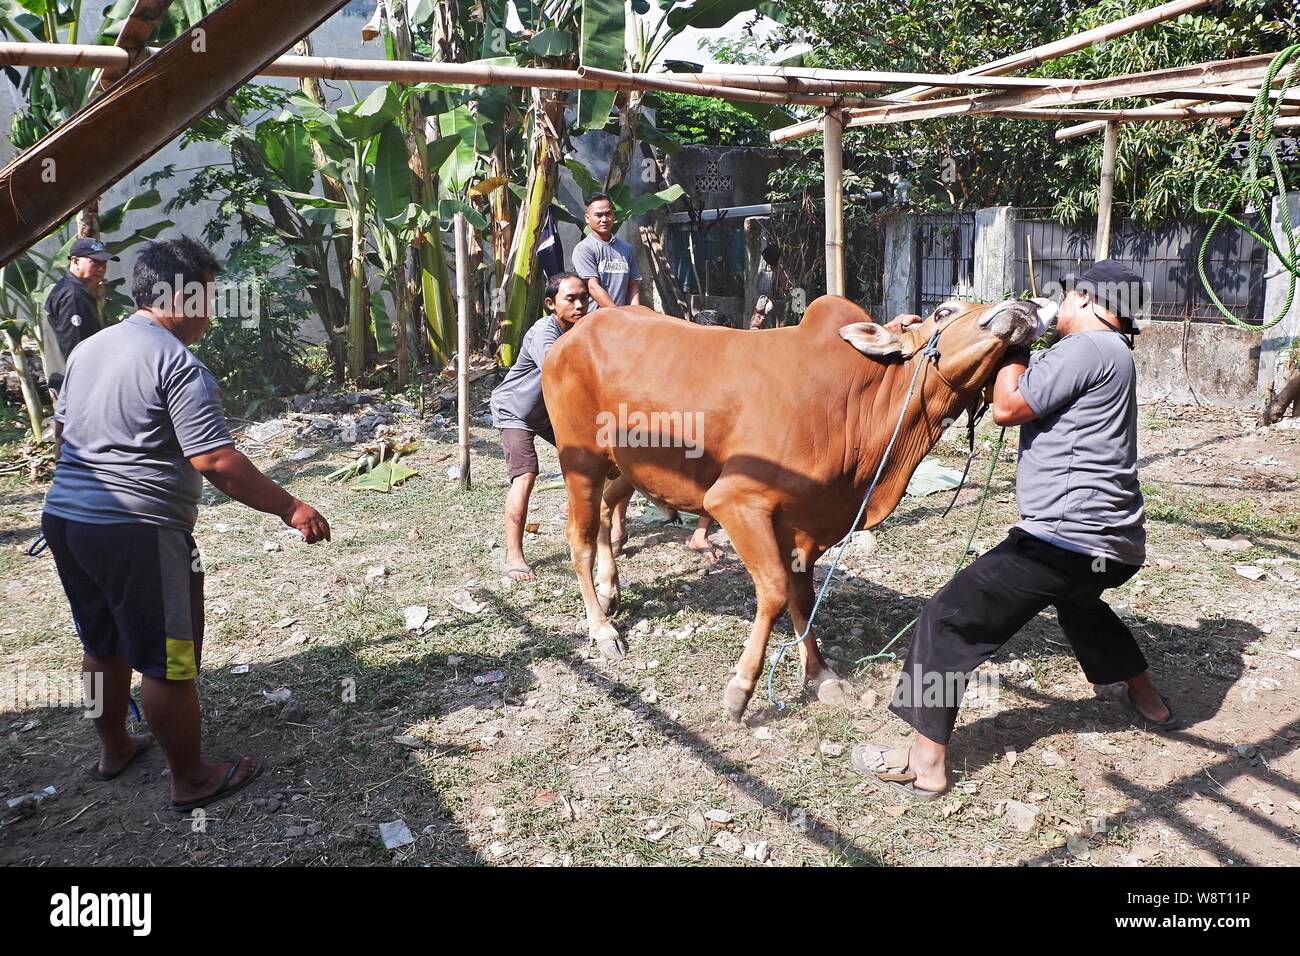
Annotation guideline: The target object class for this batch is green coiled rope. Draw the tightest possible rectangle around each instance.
[1193,43,1300,331]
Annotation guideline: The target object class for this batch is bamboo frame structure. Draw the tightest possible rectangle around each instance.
[880,0,1221,105]
[769,54,1276,141]
[769,0,1226,142]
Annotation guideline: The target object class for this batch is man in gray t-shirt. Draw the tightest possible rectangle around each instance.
[41,237,330,815]
[490,273,590,581]
[571,193,641,310]
[853,260,1178,801]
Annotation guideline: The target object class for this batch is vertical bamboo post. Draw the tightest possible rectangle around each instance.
[1095,120,1119,260]
[824,107,845,296]
[454,212,471,490]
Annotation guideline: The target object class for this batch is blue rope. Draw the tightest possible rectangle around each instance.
[764,329,942,710]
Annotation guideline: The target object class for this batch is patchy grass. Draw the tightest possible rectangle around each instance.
[1144,483,1300,539]
[2,398,1299,866]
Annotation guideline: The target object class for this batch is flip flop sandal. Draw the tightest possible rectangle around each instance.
[1117,686,1181,733]
[850,743,944,802]
[88,734,154,782]
[172,758,265,813]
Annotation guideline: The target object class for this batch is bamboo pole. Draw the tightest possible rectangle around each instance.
[574,65,877,107]
[662,63,1082,90]
[1058,87,1300,139]
[0,42,868,104]
[1095,121,1119,260]
[1055,99,1300,140]
[825,54,1275,133]
[823,107,845,297]
[0,42,1068,100]
[454,212,471,490]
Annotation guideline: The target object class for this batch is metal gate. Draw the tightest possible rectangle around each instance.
[914,213,976,316]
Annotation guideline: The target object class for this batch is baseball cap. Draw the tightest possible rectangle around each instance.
[1075,259,1146,334]
[69,237,120,262]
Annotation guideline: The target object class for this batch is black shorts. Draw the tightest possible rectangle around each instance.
[41,513,205,681]
[501,426,554,480]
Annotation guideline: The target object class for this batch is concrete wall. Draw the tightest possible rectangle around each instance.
[1258,192,1300,399]
[1132,320,1263,408]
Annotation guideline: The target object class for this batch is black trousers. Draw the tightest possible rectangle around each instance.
[889,527,1146,745]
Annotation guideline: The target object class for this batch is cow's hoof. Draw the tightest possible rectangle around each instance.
[722,680,753,724]
[593,623,627,660]
[597,586,620,617]
[814,676,855,708]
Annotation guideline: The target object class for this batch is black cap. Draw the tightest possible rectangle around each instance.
[1076,259,1146,334]
[69,237,119,262]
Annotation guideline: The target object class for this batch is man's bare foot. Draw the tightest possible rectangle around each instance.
[908,737,949,793]
[1123,673,1171,722]
[171,755,261,808]
[93,733,153,781]
[505,559,535,582]
[685,534,723,564]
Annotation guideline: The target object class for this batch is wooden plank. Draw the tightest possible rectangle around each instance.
[0,1,352,267]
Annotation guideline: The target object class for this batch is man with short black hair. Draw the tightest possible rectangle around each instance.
[491,272,591,581]
[42,236,331,812]
[40,237,117,394]
[571,193,642,548]
[853,259,1175,800]
[572,193,641,310]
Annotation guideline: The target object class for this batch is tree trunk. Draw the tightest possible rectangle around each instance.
[500,90,564,366]
[347,144,368,383]
[604,90,643,191]
[393,258,411,389]
[1264,370,1300,425]
[3,329,46,440]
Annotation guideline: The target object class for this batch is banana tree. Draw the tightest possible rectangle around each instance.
[578,0,773,189]
[370,115,483,387]
[0,198,171,439]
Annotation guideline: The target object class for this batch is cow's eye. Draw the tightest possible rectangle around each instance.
[935,307,953,320]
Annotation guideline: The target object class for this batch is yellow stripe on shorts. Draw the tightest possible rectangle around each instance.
[165,638,198,680]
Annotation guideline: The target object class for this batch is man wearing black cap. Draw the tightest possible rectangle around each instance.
[40,237,117,395]
[853,259,1177,801]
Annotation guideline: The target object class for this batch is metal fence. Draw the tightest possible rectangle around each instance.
[767,206,886,322]
[1012,211,1267,323]
[914,212,977,316]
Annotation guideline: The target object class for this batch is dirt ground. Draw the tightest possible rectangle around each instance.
[2,393,1298,867]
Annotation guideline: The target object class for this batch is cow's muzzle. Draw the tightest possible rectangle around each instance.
[977,297,1057,346]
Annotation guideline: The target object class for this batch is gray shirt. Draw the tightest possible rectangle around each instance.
[490,315,565,434]
[44,313,235,532]
[572,233,640,307]
[1015,330,1145,566]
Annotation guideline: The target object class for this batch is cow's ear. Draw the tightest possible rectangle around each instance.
[839,322,917,359]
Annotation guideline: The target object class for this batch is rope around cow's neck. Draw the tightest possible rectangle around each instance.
[764,329,940,710]
[763,325,1015,710]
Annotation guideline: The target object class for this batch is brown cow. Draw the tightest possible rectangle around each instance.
[542,295,1052,722]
